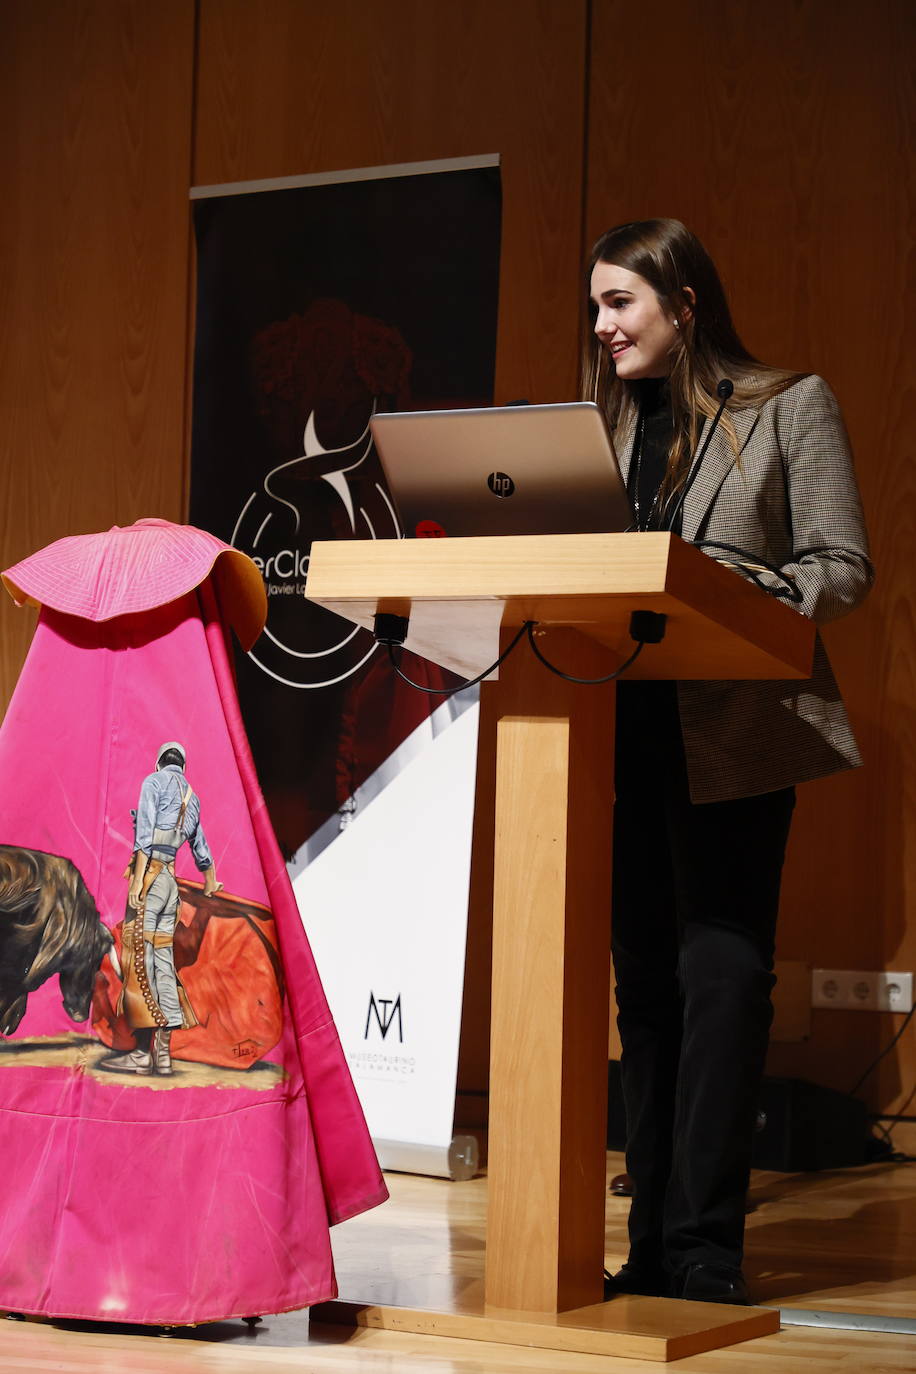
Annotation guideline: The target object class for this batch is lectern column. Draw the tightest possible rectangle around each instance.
[485,628,617,1313]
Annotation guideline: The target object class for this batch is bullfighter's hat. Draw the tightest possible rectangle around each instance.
[156,741,186,769]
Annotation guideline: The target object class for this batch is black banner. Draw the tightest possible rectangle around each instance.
[190,163,501,862]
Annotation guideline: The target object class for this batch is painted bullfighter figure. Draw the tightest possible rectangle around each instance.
[105,741,222,1076]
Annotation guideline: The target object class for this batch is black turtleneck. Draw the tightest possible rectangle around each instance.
[628,377,680,534]
[618,376,682,739]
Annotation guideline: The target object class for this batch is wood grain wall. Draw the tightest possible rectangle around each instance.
[2,0,914,1115]
[192,0,589,406]
[0,0,195,705]
[586,0,916,1113]
[185,0,590,1108]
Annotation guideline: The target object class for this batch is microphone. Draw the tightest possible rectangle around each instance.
[662,379,734,532]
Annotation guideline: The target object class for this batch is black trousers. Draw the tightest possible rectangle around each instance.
[613,683,795,1277]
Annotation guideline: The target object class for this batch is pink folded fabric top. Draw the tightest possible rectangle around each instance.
[2,517,267,649]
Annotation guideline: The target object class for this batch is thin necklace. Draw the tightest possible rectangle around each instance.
[630,407,662,532]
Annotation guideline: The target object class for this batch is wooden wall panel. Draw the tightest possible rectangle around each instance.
[0,0,196,712]
[5,0,911,1121]
[194,0,589,408]
[193,0,590,1096]
[587,0,916,1112]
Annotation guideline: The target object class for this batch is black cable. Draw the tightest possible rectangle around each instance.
[525,624,646,684]
[385,619,534,697]
[693,540,803,604]
[380,611,665,694]
[868,1105,916,1164]
[884,1082,916,1122]
[661,379,734,533]
[873,1081,916,1162]
[870,1099,916,1163]
[847,1004,916,1099]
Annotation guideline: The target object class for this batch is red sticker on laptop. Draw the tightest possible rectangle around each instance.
[415,520,447,538]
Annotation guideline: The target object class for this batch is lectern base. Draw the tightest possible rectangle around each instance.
[310,1290,779,1362]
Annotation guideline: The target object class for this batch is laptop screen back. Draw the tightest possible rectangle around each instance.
[369,402,633,538]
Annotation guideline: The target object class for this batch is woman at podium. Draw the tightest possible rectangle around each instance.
[586,219,872,1304]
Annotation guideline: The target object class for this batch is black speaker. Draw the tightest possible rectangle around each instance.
[607,1062,868,1171]
[752,1076,868,1171]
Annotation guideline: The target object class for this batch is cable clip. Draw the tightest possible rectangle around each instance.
[373,612,410,646]
[629,610,667,644]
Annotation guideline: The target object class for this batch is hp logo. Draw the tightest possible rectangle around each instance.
[487,471,515,498]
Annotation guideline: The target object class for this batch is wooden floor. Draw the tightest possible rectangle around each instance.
[2,1148,916,1372]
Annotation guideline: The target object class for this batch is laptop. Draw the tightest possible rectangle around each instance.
[369,402,633,538]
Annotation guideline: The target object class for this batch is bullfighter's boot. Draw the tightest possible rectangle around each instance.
[152,1028,173,1076]
[100,1029,153,1075]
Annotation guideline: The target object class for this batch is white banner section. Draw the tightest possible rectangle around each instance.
[294,695,479,1178]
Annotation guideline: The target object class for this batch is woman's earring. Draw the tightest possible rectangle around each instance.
[674,319,680,330]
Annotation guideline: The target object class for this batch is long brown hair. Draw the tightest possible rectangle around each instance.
[582,219,802,492]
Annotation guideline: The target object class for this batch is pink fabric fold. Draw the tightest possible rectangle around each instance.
[0,521,386,1324]
[2,517,267,650]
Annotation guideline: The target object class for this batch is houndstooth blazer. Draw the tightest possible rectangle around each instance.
[614,374,874,803]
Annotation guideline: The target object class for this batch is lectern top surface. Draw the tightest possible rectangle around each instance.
[305,533,816,683]
[370,402,633,539]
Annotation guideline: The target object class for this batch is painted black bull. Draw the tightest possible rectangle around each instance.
[0,846,113,1036]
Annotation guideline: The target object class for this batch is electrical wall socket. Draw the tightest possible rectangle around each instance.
[811,969,914,1013]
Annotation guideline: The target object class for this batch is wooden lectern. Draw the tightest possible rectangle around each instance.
[307,533,812,1362]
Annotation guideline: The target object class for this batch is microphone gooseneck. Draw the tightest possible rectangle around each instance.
[662,378,734,532]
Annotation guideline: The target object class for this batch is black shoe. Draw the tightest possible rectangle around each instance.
[676,1263,750,1305]
[603,1263,669,1299]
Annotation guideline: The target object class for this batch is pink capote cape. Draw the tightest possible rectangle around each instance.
[0,519,387,1325]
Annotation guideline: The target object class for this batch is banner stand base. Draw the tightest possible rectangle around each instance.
[374,1133,479,1181]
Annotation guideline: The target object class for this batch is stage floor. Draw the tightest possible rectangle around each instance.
[2,1149,916,1372]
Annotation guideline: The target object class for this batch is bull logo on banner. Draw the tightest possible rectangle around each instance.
[229,300,408,690]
